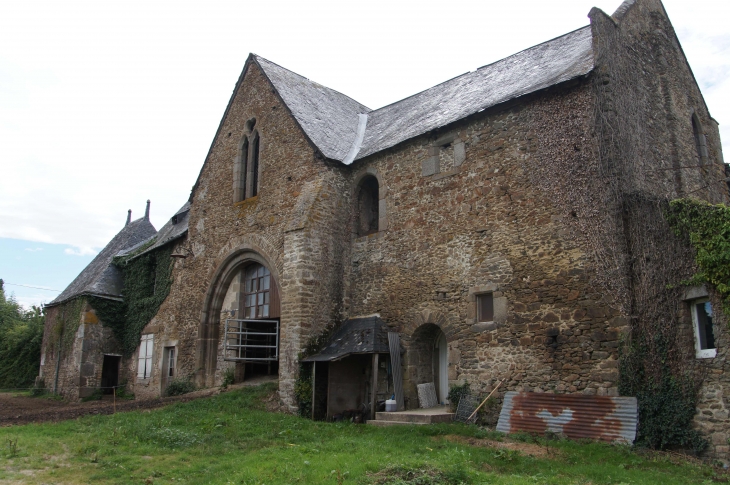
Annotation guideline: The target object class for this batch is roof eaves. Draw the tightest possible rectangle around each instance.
[45,291,124,308]
[252,55,335,163]
[190,54,257,202]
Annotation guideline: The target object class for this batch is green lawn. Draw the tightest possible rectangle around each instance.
[0,383,722,484]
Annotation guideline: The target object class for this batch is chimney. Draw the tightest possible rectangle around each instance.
[144,200,151,220]
[126,209,132,226]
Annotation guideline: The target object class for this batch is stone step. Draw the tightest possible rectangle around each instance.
[367,419,429,426]
[371,411,454,425]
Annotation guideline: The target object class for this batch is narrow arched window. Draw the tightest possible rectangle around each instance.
[692,114,708,164]
[356,175,379,236]
[234,118,261,201]
[251,132,260,197]
[239,138,249,201]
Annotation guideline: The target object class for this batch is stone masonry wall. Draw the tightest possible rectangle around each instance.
[345,80,626,411]
[129,61,351,409]
[590,0,730,461]
[40,299,123,400]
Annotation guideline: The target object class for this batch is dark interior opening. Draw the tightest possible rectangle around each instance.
[357,175,379,236]
[101,355,121,394]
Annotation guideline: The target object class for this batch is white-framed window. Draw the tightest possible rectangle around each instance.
[137,334,154,379]
[691,299,716,358]
[165,346,176,378]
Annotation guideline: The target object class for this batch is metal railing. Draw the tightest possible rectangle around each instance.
[224,318,279,362]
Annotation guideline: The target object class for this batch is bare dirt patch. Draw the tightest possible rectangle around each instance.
[0,376,277,427]
[441,434,556,458]
[0,390,214,427]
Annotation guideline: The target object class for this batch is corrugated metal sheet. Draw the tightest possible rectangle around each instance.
[496,391,638,443]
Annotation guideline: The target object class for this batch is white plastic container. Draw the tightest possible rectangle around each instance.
[385,399,397,412]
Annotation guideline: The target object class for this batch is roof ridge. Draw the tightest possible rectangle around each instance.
[253,54,372,112]
[474,25,591,72]
[367,25,591,118]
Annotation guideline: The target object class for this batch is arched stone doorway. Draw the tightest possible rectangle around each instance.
[220,262,280,381]
[407,323,449,406]
[196,250,281,387]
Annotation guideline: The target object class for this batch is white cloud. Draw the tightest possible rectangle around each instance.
[0,0,726,258]
[24,247,43,252]
[64,246,99,257]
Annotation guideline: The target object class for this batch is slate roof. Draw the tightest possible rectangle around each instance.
[118,202,190,260]
[47,217,157,307]
[357,26,594,160]
[255,56,371,162]
[256,26,594,164]
[302,316,390,362]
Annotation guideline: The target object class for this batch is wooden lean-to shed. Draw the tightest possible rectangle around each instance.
[303,316,398,421]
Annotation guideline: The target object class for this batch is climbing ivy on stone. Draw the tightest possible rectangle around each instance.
[90,244,174,358]
[52,298,84,353]
[666,198,730,316]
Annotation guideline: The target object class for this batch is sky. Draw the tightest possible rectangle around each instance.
[1,0,728,309]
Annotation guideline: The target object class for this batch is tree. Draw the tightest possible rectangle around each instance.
[0,279,45,389]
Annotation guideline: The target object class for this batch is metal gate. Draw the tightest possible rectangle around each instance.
[224,319,279,362]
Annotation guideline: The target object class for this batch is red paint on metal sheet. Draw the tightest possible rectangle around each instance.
[509,393,624,442]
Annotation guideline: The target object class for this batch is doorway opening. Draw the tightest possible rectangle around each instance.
[223,261,280,381]
[101,355,121,395]
[408,324,449,405]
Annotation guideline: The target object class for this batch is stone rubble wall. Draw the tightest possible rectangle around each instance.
[41,299,123,400]
[589,0,729,461]
[345,81,626,412]
[128,62,350,409]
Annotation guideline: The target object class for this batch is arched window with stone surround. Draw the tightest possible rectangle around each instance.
[234,118,261,202]
[238,138,249,201]
[692,113,708,165]
[356,174,379,236]
[250,131,260,198]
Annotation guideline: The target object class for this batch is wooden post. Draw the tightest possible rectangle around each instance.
[370,353,379,421]
[311,362,316,421]
[467,379,504,422]
[113,386,116,414]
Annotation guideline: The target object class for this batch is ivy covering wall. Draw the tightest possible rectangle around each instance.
[666,198,730,315]
[90,244,174,358]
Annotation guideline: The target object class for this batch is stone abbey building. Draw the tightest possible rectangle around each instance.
[40,0,730,458]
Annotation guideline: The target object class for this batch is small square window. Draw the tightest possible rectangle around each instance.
[692,299,716,358]
[477,293,494,323]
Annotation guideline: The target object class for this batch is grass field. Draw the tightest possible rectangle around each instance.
[0,383,723,484]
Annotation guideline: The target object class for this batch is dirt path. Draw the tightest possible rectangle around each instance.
[0,376,277,427]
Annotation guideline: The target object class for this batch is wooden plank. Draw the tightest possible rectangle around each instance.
[370,353,379,419]
[388,332,404,411]
[311,362,316,420]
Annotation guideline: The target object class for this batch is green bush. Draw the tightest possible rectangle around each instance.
[164,378,197,397]
[447,381,471,412]
[221,367,235,389]
[294,364,312,417]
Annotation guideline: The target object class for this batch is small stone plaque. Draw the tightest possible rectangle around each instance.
[417,382,438,409]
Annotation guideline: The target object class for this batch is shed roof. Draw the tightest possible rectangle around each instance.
[255,25,594,164]
[302,316,390,362]
[47,217,157,307]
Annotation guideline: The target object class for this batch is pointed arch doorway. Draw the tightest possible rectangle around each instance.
[197,248,281,388]
[409,323,449,406]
